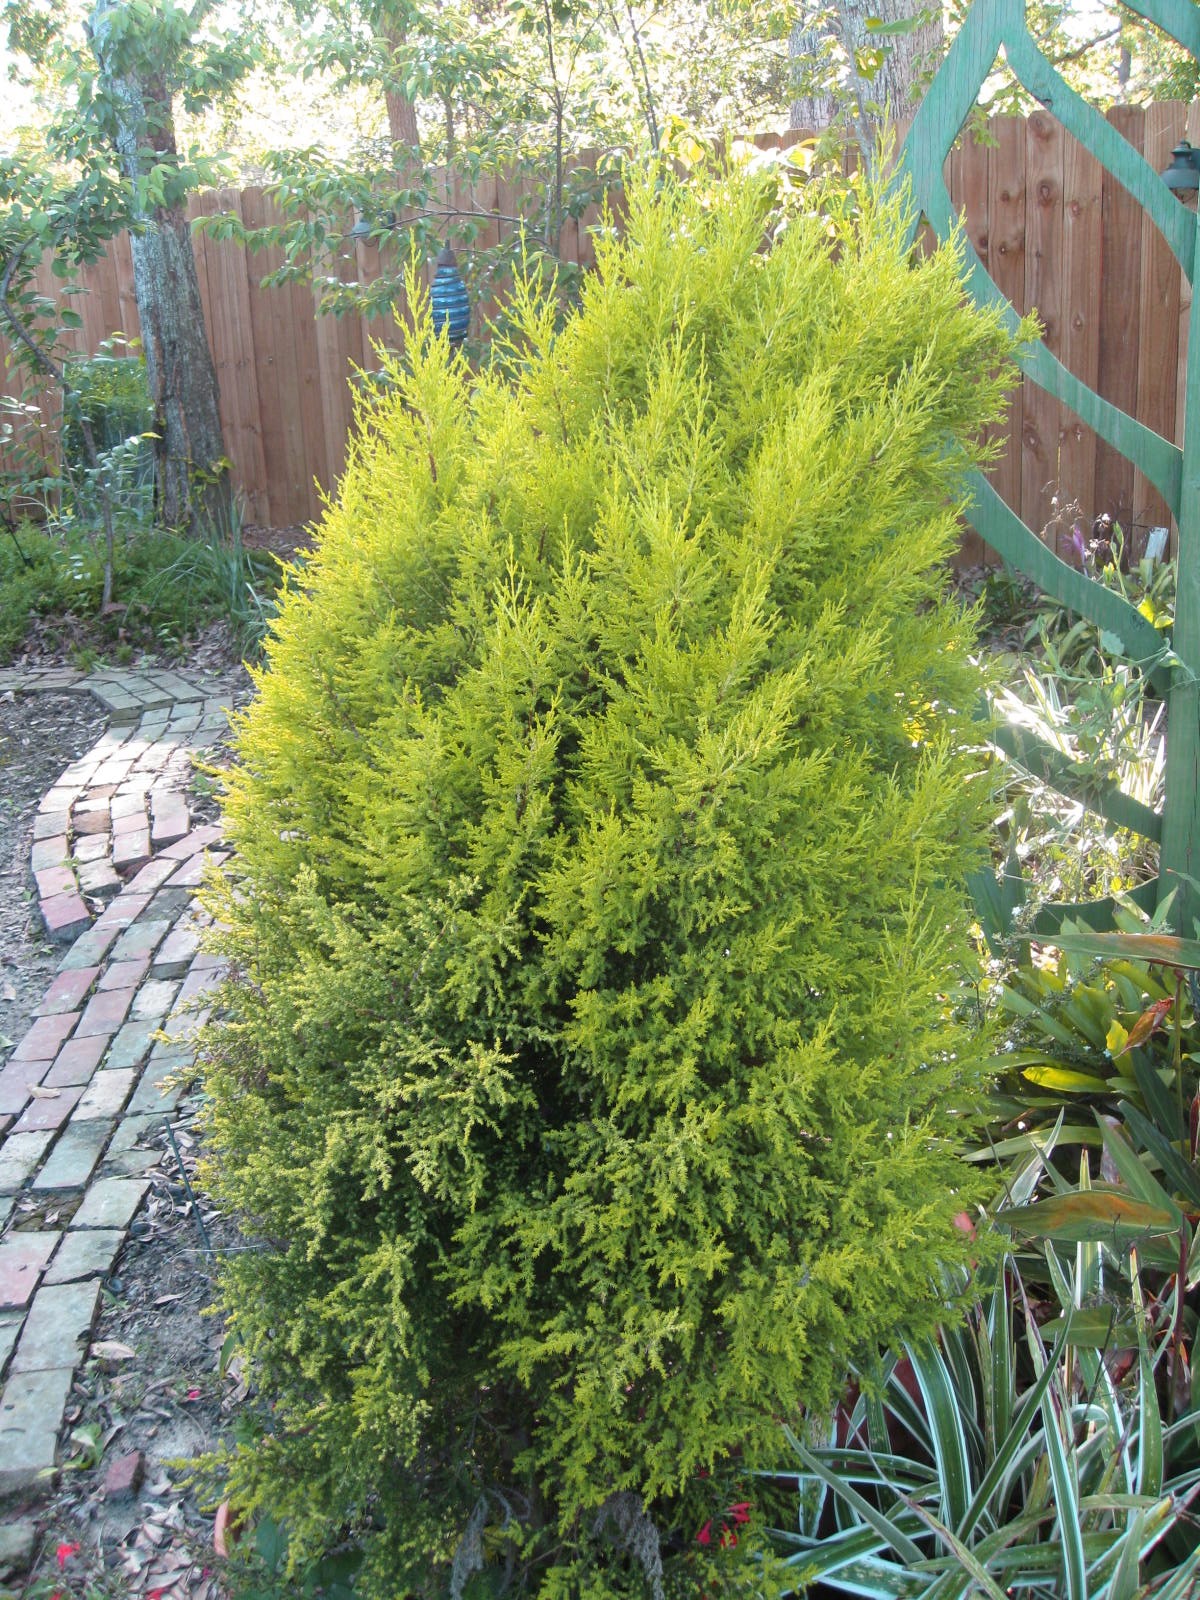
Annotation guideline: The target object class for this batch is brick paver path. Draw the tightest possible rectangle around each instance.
[0,668,231,1500]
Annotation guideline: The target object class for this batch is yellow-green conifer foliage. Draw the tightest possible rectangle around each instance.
[204,167,1014,1595]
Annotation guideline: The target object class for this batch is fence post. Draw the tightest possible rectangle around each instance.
[1160,200,1200,933]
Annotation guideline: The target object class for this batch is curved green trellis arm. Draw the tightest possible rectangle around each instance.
[899,0,1200,933]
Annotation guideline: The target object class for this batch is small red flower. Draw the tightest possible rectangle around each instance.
[695,1520,713,1546]
[728,1501,751,1525]
[184,1387,202,1401]
[55,1543,79,1570]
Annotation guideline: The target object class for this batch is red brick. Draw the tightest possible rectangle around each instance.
[160,823,223,861]
[168,850,229,889]
[0,1232,57,1310]
[35,967,100,1017]
[12,1011,78,1061]
[72,808,111,836]
[103,1450,145,1501]
[76,986,135,1037]
[13,1084,83,1131]
[97,959,150,992]
[111,808,148,837]
[40,893,91,943]
[0,1059,50,1116]
[112,830,151,872]
[94,893,150,931]
[35,865,77,899]
[45,1033,110,1086]
[123,857,178,895]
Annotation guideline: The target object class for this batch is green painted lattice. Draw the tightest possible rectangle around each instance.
[897,0,1200,935]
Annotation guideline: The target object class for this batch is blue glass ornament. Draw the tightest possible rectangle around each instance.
[430,245,470,346]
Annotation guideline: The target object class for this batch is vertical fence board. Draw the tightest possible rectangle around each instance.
[951,126,992,567]
[203,189,270,526]
[1023,110,1065,546]
[1094,106,1144,539]
[986,114,1027,551]
[1133,102,1186,548]
[1059,128,1103,536]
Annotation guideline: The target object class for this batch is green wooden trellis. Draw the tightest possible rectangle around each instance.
[896,0,1200,937]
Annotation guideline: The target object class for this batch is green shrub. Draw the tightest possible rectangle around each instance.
[203,165,1016,1597]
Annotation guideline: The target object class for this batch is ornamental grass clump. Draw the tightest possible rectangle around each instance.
[203,164,1016,1597]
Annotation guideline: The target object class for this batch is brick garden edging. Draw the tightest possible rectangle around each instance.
[0,668,233,1501]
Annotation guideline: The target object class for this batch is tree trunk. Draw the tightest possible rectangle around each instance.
[789,0,943,133]
[383,26,421,153]
[88,1,233,538]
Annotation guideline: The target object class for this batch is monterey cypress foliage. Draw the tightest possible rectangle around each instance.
[203,166,1015,1596]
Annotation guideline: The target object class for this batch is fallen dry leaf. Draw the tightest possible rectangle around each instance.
[29,1084,62,1099]
[91,1340,137,1362]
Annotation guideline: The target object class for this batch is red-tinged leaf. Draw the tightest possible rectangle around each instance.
[1119,997,1175,1055]
[999,1189,1180,1244]
[1053,931,1200,970]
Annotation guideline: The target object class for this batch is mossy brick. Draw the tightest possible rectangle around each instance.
[39,895,91,945]
[13,1086,83,1133]
[152,926,199,977]
[146,888,193,920]
[98,958,150,991]
[105,1115,161,1161]
[32,811,69,841]
[74,1070,134,1121]
[12,1012,79,1062]
[0,1233,57,1310]
[76,861,121,896]
[0,1312,21,1377]
[104,1019,157,1072]
[76,987,135,1038]
[0,1366,74,1497]
[34,968,100,1017]
[30,1121,109,1191]
[30,837,69,872]
[95,894,152,933]
[127,1058,189,1115]
[110,920,171,963]
[72,833,110,864]
[45,1033,109,1088]
[43,1230,122,1285]
[0,1515,37,1581]
[70,1178,149,1231]
[37,787,79,816]
[57,924,119,972]
[132,979,180,1023]
[9,1280,100,1374]
[0,1131,54,1192]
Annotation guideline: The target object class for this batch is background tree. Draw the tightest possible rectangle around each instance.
[4,0,258,535]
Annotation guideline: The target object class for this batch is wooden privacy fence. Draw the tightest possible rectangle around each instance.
[2,110,1199,537]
